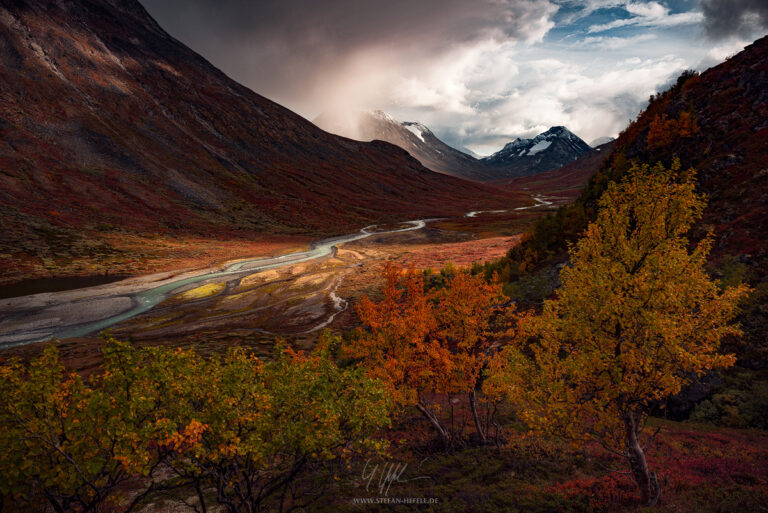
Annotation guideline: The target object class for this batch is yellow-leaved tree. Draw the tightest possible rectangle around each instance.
[487,160,749,505]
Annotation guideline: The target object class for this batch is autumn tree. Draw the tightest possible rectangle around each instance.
[432,271,515,442]
[348,263,515,446]
[487,161,749,505]
[0,339,196,513]
[647,109,699,150]
[0,337,390,513]
[150,340,390,513]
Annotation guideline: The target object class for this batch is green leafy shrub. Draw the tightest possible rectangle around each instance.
[690,370,768,429]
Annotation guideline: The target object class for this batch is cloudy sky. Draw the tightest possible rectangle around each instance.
[141,0,767,155]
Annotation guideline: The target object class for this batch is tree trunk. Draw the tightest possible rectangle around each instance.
[416,401,451,446]
[469,389,487,443]
[194,480,208,513]
[624,411,660,506]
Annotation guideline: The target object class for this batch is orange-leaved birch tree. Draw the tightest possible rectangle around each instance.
[431,270,515,442]
[486,160,749,505]
[348,263,515,446]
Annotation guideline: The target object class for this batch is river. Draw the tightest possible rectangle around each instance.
[0,220,426,347]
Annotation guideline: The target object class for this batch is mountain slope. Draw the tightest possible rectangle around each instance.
[482,126,592,178]
[496,141,616,199]
[315,110,500,181]
[0,0,517,283]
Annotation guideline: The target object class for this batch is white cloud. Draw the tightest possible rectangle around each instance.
[493,0,559,43]
[371,40,689,154]
[587,1,703,33]
[577,33,657,49]
[148,0,719,156]
[553,0,623,23]
[697,38,750,69]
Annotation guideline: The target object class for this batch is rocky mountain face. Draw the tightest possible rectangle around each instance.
[482,126,593,178]
[0,0,516,281]
[316,112,591,182]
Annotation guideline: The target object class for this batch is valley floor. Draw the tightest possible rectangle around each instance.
[0,233,313,288]
[0,207,540,371]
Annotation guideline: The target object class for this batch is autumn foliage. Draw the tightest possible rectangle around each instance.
[0,160,757,510]
[646,108,699,149]
[346,264,516,445]
[0,337,390,513]
[487,161,749,505]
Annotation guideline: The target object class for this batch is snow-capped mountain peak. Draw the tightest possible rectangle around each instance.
[369,109,398,124]
[314,112,589,181]
[482,126,592,177]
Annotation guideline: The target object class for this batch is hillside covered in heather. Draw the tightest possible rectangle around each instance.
[0,0,518,284]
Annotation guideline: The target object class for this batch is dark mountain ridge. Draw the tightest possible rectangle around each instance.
[482,126,593,178]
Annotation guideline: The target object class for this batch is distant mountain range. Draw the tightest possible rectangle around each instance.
[315,111,593,182]
[314,110,499,181]
[589,136,616,147]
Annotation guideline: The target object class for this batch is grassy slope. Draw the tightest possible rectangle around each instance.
[276,413,768,513]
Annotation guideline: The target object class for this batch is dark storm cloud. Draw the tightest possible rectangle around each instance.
[136,1,708,151]
[141,0,552,49]
[701,0,768,39]
[139,0,556,110]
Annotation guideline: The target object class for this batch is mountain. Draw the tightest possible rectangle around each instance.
[316,112,591,182]
[482,126,592,178]
[589,136,615,147]
[0,0,518,283]
[497,35,768,361]
[494,140,616,200]
[461,147,482,159]
[315,110,500,181]
[585,40,768,268]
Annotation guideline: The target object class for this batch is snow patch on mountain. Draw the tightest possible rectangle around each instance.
[528,139,552,155]
[404,123,426,142]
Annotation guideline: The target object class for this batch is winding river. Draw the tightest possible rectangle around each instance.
[0,220,427,347]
